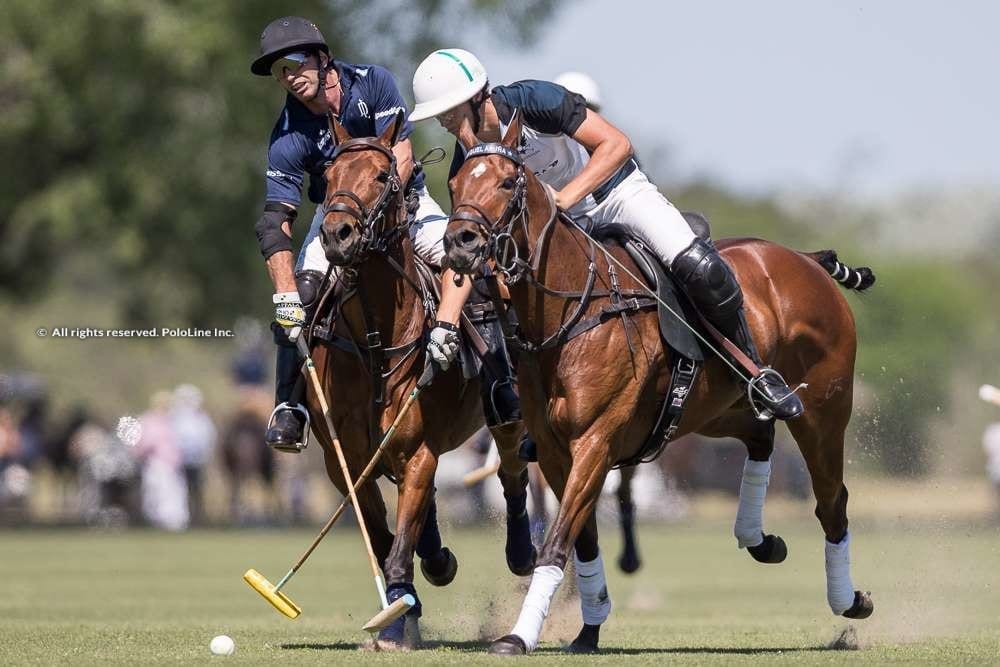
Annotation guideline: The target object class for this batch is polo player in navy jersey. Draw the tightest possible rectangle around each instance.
[249,19,528,509]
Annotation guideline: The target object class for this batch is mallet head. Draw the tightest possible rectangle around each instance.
[244,568,303,620]
[362,594,415,632]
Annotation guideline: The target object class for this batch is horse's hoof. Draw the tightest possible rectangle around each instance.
[420,547,458,587]
[842,590,874,619]
[618,550,641,574]
[489,634,527,655]
[507,544,537,577]
[567,624,600,653]
[747,533,787,564]
[363,637,410,652]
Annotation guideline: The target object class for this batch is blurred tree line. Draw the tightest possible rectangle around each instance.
[0,0,557,324]
[2,0,996,477]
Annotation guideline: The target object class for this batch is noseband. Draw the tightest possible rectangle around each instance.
[450,143,529,276]
[323,135,403,264]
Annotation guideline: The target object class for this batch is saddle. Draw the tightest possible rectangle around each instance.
[591,211,712,467]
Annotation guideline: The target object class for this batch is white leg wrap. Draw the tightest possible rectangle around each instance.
[825,531,855,614]
[574,551,612,626]
[509,565,564,653]
[734,457,771,548]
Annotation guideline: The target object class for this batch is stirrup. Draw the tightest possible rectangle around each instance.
[746,367,807,422]
[266,402,311,453]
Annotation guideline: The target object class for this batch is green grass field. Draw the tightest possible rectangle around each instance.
[2,516,998,664]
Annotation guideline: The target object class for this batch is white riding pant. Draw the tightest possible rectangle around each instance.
[296,187,449,273]
[574,169,696,265]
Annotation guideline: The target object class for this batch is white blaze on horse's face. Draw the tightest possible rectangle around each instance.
[470,163,487,179]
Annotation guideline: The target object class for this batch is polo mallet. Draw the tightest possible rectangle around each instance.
[463,442,501,487]
[245,331,435,631]
[980,384,1000,407]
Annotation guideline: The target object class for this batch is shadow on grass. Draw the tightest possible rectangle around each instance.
[281,641,830,655]
[543,646,830,655]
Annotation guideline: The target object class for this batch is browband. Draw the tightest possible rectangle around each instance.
[465,142,522,165]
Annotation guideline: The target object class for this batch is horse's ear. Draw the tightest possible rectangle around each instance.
[378,110,405,148]
[501,109,522,149]
[328,112,352,147]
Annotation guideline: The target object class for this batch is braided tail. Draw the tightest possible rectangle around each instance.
[806,250,876,292]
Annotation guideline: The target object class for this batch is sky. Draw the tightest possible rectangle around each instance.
[459,1,1000,198]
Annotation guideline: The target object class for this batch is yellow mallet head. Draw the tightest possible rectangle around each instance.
[243,569,302,620]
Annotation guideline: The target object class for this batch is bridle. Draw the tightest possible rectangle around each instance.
[322,131,403,265]
[315,131,435,465]
[448,142,536,282]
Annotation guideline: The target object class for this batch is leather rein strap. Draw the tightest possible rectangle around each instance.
[452,142,657,353]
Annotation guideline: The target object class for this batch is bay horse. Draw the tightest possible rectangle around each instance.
[302,113,533,649]
[443,114,876,655]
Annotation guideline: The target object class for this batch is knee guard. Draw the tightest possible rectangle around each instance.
[671,237,743,319]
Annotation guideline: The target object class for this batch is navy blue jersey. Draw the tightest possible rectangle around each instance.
[448,79,587,179]
[265,61,423,207]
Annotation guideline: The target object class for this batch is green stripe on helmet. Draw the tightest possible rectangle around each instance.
[436,50,474,82]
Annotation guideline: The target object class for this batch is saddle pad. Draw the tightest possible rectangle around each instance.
[622,240,704,362]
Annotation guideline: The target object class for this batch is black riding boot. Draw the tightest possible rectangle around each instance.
[265,269,329,451]
[264,333,307,452]
[672,239,803,421]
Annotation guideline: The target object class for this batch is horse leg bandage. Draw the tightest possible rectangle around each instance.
[734,457,771,548]
[574,551,612,626]
[510,565,564,652]
[825,531,855,614]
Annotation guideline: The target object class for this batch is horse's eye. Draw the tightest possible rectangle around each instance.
[376,172,389,183]
[501,177,516,190]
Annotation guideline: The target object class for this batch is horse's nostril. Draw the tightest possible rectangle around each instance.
[337,223,353,241]
[459,230,478,247]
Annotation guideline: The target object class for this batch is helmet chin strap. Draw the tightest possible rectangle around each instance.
[313,58,340,102]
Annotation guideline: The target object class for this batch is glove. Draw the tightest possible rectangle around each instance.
[273,291,306,328]
[427,320,460,371]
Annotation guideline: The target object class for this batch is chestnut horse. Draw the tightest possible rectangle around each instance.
[303,114,532,649]
[443,114,876,655]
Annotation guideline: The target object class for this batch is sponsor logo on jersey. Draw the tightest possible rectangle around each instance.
[266,168,294,182]
[317,129,331,151]
[534,159,559,177]
[375,106,405,120]
[357,99,370,117]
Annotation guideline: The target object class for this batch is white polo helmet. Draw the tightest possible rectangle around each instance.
[410,49,489,122]
[554,71,602,109]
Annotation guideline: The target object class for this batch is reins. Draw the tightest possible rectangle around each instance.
[452,142,800,407]
[451,144,657,353]
[313,136,435,454]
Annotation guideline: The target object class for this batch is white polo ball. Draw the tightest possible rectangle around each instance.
[210,635,235,656]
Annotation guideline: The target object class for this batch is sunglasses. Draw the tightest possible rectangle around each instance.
[270,51,311,78]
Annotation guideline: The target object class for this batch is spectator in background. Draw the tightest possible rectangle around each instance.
[171,385,217,526]
[73,419,138,528]
[221,396,275,525]
[17,396,48,469]
[0,405,20,471]
[46,405,89,518]
[0,404,29,512]
[135,391,188,531]
[983,421,1000,519]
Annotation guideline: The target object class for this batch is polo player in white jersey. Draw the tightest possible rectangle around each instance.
[409,49,804,421]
